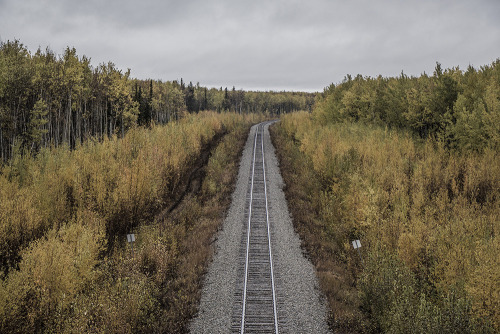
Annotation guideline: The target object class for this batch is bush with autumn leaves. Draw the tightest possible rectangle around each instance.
[275,111,498,332]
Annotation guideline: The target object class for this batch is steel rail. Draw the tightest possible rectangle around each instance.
[240,123,258,333]
[261,124,279,334]
[239,122,279,334]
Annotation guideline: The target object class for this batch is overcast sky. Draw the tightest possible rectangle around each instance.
[1,0,499,92]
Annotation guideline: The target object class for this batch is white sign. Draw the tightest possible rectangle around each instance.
[127,234,135,243]
[352,239,361,249]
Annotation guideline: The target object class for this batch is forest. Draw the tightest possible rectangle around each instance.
[271,59,499,332]
[315,61,500,153]
[0,110,265,332]
[1,37,499,333]
[0,40,315,162]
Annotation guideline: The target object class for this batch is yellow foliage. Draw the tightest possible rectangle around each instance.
[0,175,44,275]
[23,214,105,305]
[278,112,500,330]
[0,210,105,331]
[0,111,258,332]
[467,240,500,329]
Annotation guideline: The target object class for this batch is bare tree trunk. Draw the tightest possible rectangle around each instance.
[67,92,72,146]
[9,135,14,160]
[83,103,87,141]
[100,103,103,139]
[56,107,60,147]
[76,104,80,146]
[0,127,3,162]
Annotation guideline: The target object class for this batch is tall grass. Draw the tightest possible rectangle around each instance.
[0,111,261,333]
[273,112,499,332]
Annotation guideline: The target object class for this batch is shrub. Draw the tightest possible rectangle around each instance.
[274,112,499,332]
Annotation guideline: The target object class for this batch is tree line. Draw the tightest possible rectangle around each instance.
[315,61,500,152]
[0,40,315,162]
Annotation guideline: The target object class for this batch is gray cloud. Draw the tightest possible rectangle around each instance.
[1,0,499,91]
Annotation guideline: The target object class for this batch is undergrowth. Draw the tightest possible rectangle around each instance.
[271,112,499,333]
[0,111,262,333]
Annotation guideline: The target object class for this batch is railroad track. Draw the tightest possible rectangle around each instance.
[232,122,279,334]
[191,121,331,333]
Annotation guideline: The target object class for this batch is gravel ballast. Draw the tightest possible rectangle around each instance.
[189,122,331,333]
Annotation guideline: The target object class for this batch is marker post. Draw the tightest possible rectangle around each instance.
[352,239,363,265]
[127,233,136,257]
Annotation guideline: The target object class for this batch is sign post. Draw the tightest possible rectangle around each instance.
[352,239,363,264]
[127,233,136,257]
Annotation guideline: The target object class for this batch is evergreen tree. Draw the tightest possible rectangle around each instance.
[222,87,230,111]
[24,98,48,152]
[185,81,196,112]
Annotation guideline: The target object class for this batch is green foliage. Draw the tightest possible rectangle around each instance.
[24,98,48,149]
[315,60,500,153]
[449,95,489,152]
[0,39,315,162]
